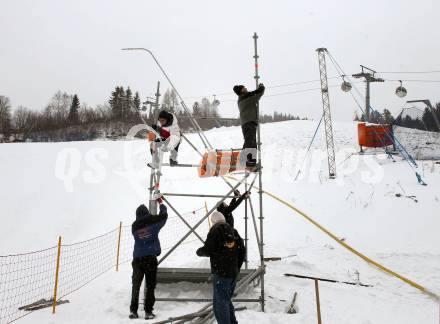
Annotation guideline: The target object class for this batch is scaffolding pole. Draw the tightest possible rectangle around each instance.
[253,32,265,312]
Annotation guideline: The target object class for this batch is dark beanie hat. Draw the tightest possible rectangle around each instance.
[158,110,171,120]
[233,85,244,96]
[136,204,150,219]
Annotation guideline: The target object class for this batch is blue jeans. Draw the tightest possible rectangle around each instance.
[212,275,238,324]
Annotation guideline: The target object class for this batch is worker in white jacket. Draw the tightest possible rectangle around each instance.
[153,110,181,165]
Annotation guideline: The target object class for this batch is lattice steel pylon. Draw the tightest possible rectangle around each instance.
[316,48,337,179]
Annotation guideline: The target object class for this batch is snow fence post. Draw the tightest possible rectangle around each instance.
[52,236,62,314]
[314,279,322,324]
[116,222,122,272]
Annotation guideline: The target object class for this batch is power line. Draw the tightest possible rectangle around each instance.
[378,70,440,74]
[182,77,341,100]
[217,84,344,103]
[383,79,440,83]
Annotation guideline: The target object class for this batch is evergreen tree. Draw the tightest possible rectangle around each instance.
[382,109,394,125]
[124,87,133,119]
[68,94,80,124]
[109,86,125,120]
[133,92,141,111]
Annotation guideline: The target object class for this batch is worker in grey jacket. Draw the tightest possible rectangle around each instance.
[233,83,265,168]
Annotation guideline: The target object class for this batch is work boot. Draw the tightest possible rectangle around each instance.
[145,312,156,320]
[246,163,261,173]
[169,159,178,166]
[129,312,139,319]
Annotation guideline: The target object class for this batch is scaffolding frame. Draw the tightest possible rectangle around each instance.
[124,33,266,316]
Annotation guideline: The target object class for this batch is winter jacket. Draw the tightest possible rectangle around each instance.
[196,222,245,279]
[237,84,265,125]
[132,204,168,258]
[156,113,181,151]
[217,193,247,228]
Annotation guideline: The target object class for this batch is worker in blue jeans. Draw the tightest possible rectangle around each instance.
[196,211,246,324]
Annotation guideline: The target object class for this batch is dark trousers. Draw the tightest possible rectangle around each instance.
[212,275,238,324]
[241,121,258,163]
[130,256,158,314]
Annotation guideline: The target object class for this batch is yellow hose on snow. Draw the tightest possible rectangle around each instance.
[226,176,439,302]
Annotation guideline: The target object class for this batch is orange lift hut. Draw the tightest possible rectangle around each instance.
[357,122,394,152]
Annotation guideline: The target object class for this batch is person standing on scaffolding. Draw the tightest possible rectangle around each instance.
[233,83,265,169]
[196,211,245,324]
[151,110,181,166]
[217,190,251,228]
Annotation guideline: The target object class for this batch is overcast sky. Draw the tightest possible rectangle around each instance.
[1,0,439,121]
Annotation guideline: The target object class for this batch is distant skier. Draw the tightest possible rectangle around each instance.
[151,110,181,166]
[196,211,245,324]
[217,190,250,228]
[129,203,168,320]
[233,83,265,168]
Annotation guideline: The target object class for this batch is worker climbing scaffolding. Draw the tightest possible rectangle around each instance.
[233,83,266,169]
[149,110,182,167]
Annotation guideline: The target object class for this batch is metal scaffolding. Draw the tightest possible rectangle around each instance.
[124,33,266,321]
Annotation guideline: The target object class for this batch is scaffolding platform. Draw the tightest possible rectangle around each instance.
[157,267,258,284]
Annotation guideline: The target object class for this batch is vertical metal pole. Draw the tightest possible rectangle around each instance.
[253,32,265,312]
[154,81,161,120]
[314,279,322,324]
[149,82,161,215]
[205,201,212,229]
[244,179,249,269]
[116,222,122,271]
[52,236,62,314]
[365,80,371,123]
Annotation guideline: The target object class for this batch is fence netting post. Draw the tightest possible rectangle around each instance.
[52,236,62,314]
[116,222,122,272]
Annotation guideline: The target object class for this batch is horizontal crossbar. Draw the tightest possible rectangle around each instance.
[161,193,237,198]
[157,267,257,284]
[155,298,260,303]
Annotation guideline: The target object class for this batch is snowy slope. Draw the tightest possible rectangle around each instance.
[1,120,440,324]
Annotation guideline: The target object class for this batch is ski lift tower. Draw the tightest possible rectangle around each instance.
[316,48,337,179]
[352,65,384,122]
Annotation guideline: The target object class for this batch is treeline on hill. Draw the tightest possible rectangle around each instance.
[354,103,440,132]
[0,88,304,143]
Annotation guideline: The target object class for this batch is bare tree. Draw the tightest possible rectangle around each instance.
[45,90,72,127]
[0,96,12,134]
[13,106,33,132]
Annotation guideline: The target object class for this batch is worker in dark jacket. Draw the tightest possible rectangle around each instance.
[129,203,168,320]
[217,190,250,228]
[233,83,265,168]
[196,211,245,324]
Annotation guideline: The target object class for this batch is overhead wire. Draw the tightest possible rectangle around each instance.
[378,70,440,74]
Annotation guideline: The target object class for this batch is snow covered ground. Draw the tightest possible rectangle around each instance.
[1,120,440,323]
[395,125,440,160]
